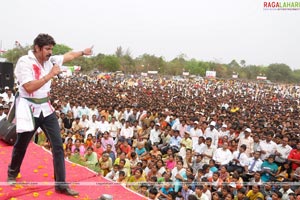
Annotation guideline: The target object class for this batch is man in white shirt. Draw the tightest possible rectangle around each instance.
[194,185,209,200]
[3,88,15,103]
[243,151,263,181]
[171,116,180,130]
[1,86,11,100]
[204,121,219,147]
[279,183,294,200]
[168,130,182,153]
[202,137,217,164]
[275,136,292,166]
[194,136,206,155]
[227,144,249,174]
[109,116,121,142]
[88,104,99,120]
[149,123,161,145]
[259,131,277,160]
[98,115,110,135]
[78,102,90,119]
[86,114,99,138]
[119,120,133,145]
[123,107,132,121]
[190,121,204,149]
[178,120,188,138]
[213,142,233,166]
[71,101,81,119]
[218,124,229,139]
[0,105,7,120]
[238,128,254,157]
[113,106,121,120]
[61,100,71,115]
[79,114,89,132]
[7,33,92,196]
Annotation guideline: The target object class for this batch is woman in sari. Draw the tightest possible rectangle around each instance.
[98,153,113,176]
[127,168,146,192]
[246,184,264,200]
[171,160,187,192]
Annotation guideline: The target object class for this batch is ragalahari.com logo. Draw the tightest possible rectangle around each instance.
[264,1,300,10]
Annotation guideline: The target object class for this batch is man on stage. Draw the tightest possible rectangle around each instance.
[7,33,92,196]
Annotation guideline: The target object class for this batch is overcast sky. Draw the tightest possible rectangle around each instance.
[1,0,299,69]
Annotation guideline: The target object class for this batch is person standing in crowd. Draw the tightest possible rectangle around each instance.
[7,33,92,196]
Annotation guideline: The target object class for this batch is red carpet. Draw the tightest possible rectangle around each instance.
[0,140,147,200]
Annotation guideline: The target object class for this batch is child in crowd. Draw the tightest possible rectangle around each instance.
[138,183,149,198]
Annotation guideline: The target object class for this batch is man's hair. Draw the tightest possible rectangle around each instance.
[135,167,143,175]
[240,144,247,150]
[213,171,220,176]
[119,170,125,176]
[130,152,136,157]
[87,146,94,151]
[113,164,119,168]
[119,159,126,164]
[195,185,204,190]
[33,33,56,49]
[148,187,158,195]
[265,131,274,137]
[176,160,183,166]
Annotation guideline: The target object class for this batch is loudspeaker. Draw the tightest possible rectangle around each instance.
[0,62,14,91]
[0,118,17,145]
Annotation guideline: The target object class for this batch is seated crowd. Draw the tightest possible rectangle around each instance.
[5,74,300,200]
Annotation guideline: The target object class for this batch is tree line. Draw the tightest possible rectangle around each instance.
[1,44,300,83]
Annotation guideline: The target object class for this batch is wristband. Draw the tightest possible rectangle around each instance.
[81,51,85,56]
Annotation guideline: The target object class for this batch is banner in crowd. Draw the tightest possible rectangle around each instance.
[182,71,189,76]
[206,70,216,78]
[60,66,81,77]
[232,74,238,79]
[257,75,267,80]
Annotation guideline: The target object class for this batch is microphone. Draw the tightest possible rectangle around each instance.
[49,57,62,79]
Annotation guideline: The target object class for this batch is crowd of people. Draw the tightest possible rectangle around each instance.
[0,86,15,120]
[2,74,300,200]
